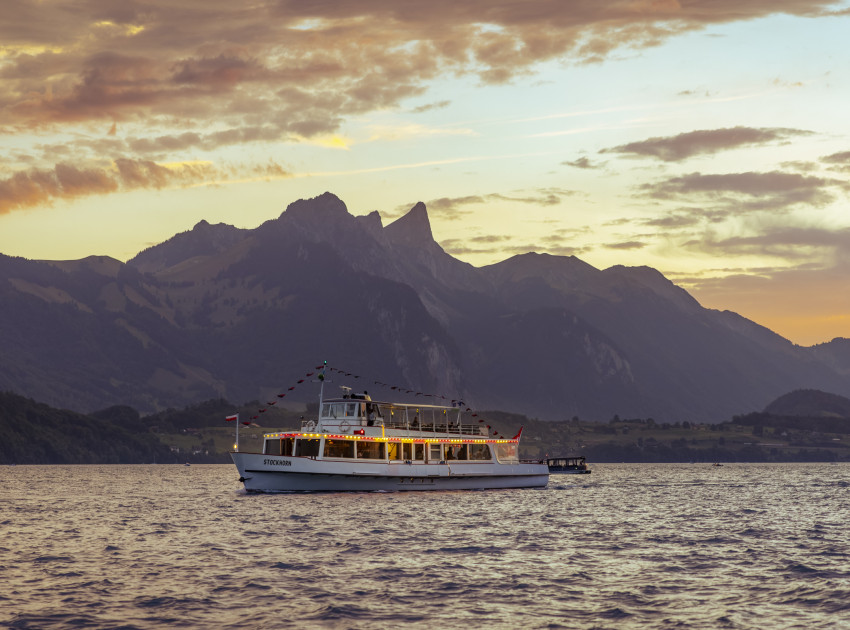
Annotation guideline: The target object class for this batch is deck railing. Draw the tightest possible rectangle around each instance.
[380,419,485,435]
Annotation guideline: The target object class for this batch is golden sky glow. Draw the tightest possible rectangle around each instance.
[1,0,850,345]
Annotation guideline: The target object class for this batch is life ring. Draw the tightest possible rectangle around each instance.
[339,419,350,433]
[304,420,316,431]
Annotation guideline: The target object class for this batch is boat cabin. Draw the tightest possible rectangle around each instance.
[259,396,521,464]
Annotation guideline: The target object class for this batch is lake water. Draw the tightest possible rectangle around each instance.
[2,463,849,629]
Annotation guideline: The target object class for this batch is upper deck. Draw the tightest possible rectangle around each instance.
[311,395,487,438]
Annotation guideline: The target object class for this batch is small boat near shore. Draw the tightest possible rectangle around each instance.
[546,456,591,474]
[230,374,549,492]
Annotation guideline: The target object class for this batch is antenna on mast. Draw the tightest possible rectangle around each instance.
[315,360,329,410]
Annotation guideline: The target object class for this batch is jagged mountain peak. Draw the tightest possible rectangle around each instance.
[279,191,349,220]
[384,202,434,245]
[356,210,384,239]
[271,192,369,243]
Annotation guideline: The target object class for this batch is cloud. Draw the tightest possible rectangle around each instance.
[3,2,841,133]
[0,0,845,214]
[441,236,590,258]
[561,156,605,169]
[366,123,475,143]
[682,255,850,345]
[685,225,850,259]
[404,195,485,219]
[821,150,850,172]
[604,240,647,250]
[402,187,577,219]
[409,100,451,114]
[0,159,220,213]
[639,171,846,212]
[601,126,814,162]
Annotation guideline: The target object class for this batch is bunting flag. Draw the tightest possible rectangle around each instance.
[225,414,238,422]
[252,363,523,442]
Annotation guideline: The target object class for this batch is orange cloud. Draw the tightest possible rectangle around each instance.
[1,1,841,134]
[0,160,219,213]
[0,0,844,215]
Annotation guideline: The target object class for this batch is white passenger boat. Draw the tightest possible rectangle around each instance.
[230,381,549,492]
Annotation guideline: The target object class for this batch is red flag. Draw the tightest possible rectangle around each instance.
[512,426,524,440]
[225,415,238,422]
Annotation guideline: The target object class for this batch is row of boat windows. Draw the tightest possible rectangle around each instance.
[321,402,459,425]
[264,438,517,462]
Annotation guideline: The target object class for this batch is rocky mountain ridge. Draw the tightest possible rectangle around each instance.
[1,192,848,421]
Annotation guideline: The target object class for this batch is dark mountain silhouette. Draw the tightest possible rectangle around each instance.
[0,391,175,464]
[1,191,849,422]
[764,389,850,418]
[732,388,850,435]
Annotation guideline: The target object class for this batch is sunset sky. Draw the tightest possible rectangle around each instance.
[2,0,849,346]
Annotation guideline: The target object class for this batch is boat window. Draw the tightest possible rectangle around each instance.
[444,445,456,460]
[325,403,343,418]
[428,443,442,462]
[387,442,402,460]
[456,444,469,460]
[402,443,413,460]
[323,439,355,459]
[265,439,281,456]
[345,403,357,418]
[469,444,491,461]
[495,443,518,463]
[282,438,295,456]
[414,443,425,461]
[356,441,385,459]
[295,438,320,458]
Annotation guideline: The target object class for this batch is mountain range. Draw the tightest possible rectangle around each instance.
[2,192,849,422]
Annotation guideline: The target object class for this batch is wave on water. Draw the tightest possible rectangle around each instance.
[3,463,850,629]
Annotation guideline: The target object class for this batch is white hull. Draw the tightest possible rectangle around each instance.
[231,452,549,492]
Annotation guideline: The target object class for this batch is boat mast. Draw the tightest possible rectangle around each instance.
[317,360,327,411]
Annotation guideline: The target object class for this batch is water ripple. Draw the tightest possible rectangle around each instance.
[2,463,849,628]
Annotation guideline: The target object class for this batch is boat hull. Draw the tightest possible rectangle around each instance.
[231,452,549,492]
